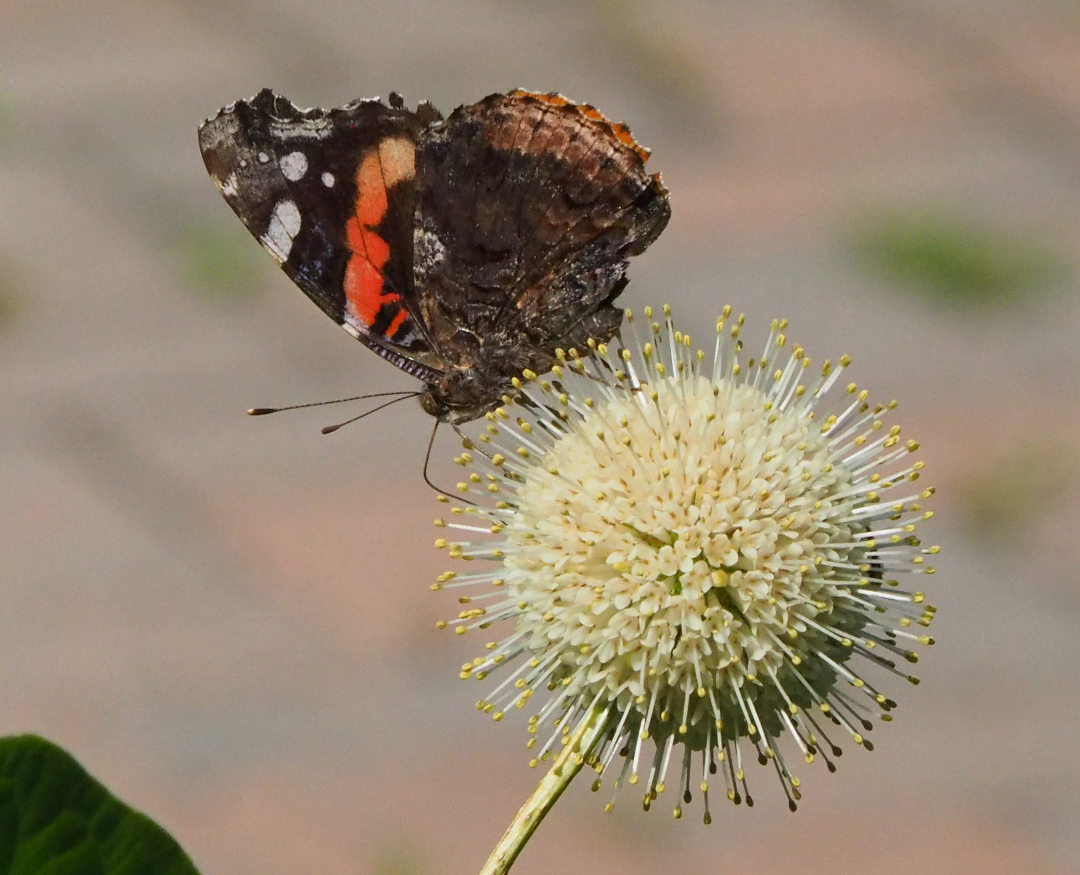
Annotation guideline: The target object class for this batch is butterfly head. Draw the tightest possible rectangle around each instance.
[419,371,508,424]
[419,388,453,421]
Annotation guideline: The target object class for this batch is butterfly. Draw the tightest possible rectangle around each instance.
[198,88,670,424]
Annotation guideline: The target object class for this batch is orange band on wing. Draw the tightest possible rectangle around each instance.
[343,147,408,336]
[386,307,409,338]
[354,150,388,226]
[344,217,399,325]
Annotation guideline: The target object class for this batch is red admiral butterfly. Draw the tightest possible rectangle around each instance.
[198,89,670,423]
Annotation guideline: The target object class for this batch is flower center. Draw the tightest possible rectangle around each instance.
[503,375,866,737]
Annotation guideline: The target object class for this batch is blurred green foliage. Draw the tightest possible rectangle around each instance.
[370,841,424,875]
[0,260,20,329]
[0,91,10,146]
[0,734,199,874]
[175,221,268,299]
[507,0,715,130]
[590,0,712,123]
[958,443,1071,540]
[852,212,1067,308]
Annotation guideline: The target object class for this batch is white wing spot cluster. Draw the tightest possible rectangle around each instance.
[414,225,448,276]
[217,172,238,198]
[321,171,335,188]
[262,199,301,262]
[280,151,308,181]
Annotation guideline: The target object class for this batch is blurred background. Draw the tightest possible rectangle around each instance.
[2,0,1079,872]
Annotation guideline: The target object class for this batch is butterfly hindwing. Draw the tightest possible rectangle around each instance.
[198,89,447,381]
[411,90,670,360]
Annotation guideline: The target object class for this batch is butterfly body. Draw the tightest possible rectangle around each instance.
[198,88,670,422]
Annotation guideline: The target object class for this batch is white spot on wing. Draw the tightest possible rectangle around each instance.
[321,171,335,188]
[257,151,269,163]
[280,151,308,181]
[342,322,361,339]
[262,199,302,262]
[218,172,238,198]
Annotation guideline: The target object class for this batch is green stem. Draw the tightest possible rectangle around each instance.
[478,703,609,875]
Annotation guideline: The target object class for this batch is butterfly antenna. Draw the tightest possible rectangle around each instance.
[321,393,418,434]
[248,390,417,416]
[423,419,474,504]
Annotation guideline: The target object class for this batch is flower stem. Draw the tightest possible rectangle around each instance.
[478,704,609,875]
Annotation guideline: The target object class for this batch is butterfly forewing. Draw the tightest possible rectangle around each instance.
[198,89,446,381]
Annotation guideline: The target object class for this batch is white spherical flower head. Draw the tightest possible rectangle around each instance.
[434,307,938,821]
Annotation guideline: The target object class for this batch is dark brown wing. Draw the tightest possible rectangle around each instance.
[198,89,448,382]
[410,90,670,362]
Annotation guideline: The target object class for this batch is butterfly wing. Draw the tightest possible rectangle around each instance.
[411,90,670,361]
[198,89,448,382]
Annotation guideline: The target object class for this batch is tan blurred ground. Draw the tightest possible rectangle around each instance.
[1,0,1079,872]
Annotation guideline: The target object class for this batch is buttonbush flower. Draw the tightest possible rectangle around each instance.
[434,306,937,838]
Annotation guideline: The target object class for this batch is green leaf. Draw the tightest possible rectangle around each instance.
[0,736,199,875]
